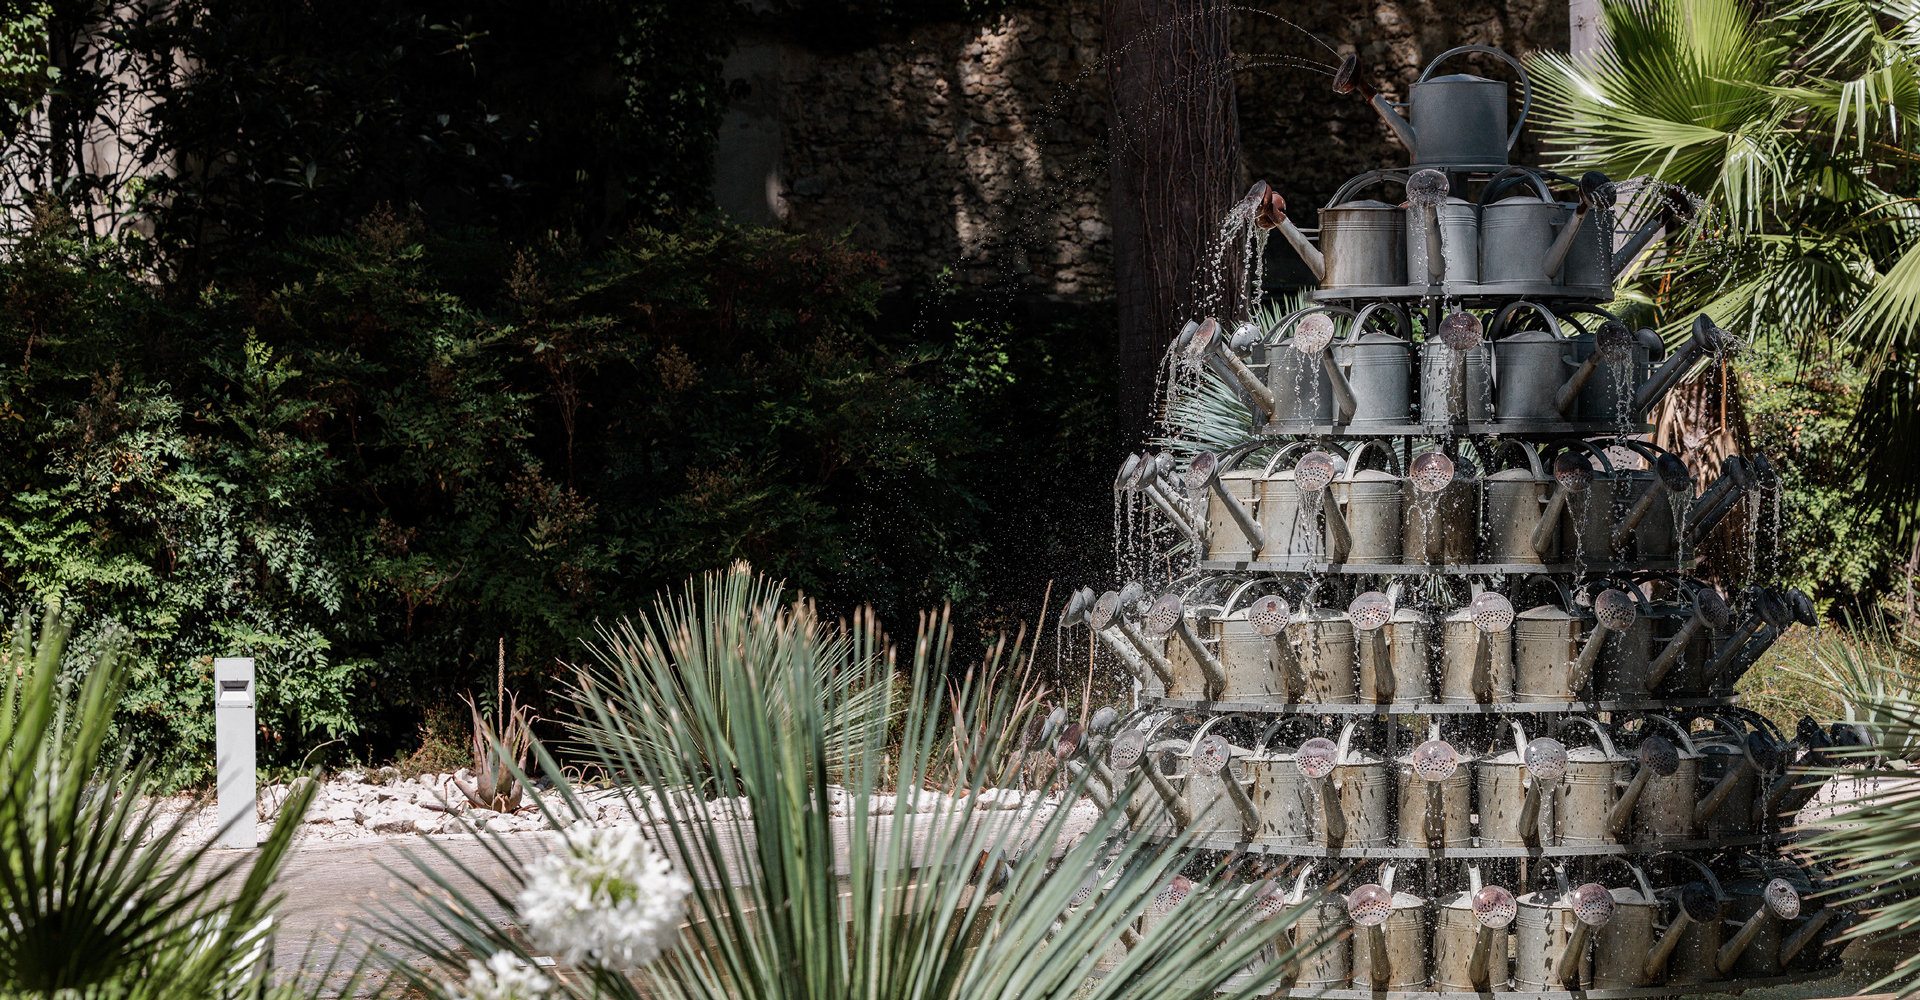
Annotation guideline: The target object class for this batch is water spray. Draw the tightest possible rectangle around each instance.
[1633,314,1727,419]
[1247,180,1326,280]
[1570,588,1637,692]
[1407,168,1452,286]
[1350,591,1395,703]
[1613,452,1692,550]
[1554,320,1632,415]
[1542,171,1615,278]
[1518,737,1567,847]
[1553,882,1616,987]
[1530,452,1593,560]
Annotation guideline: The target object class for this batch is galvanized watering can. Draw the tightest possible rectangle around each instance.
[1645,584,1734,696]
[1254,444,1325,562]
[1352,586,1432,703]
[1475,722,1566,848]
[1404,169,1481,286]
[1478,168,1563,288]
[1331,303,1414,427]
[1421,310,1494,426]
[1385,601,1437,703]
[1433,870,1518,990]
[1631,715,1708,843]
[1609,446,1692,560]
[1264,308,1350,425]
[1198,583,1291,703]
[1488,302,1588,422]
[1325,439,1404,564]
[1567,315,1653,424]
[1652,857,1731,984]
[1285,600,1356,703]
[1347,871,1430,991]
[1333,44,1534,169]
[1514,870,1618,990]
[1140,593,1223,702]
[1181,728,1261,842]
[1439,590,1516,703]
[1311,172,1408,289]
[1294,723,1392,848]
[1481,442,1554,564]
[1395,729,1469,847]
[1282,864,1351,989]
[1513,576,1585,701]
[1186,450,1264,563]
[1718,876,1805,977]
[1589,861,1663,988]
[1553,716,1634,847]
[1403,449,1477,565]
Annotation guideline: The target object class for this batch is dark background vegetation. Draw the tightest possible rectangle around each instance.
[0,0,1900,781]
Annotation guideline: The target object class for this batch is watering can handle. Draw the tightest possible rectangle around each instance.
[1560,715,1618,759]
[1654,852,1727,900]
[1551,436,1618,476]
[1341,438,1406,480]
[1221,579,1268,616]
[1351,301,1412,341]
[1416,44,1533,152]
[1264,303,1359,343]
[1592,855,1658,903]
[1324,169,1411,209]
[1477,166,1555,207]
[1522,573,1576,611]
[1490,300,1566,342]
[1643,714,1699,756]
[1260,440,1313,477]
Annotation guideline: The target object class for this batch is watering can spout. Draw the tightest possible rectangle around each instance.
[1554,320,1632,414]
[1334,55,1418,152]
[1543,171,1614,279]
[1249,181,1326,281]
[1613,186,1696,275]
[1633,314,1726,418]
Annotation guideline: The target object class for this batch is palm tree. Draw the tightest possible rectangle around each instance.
[366,563,1320,1000]
[1528,0,1920,519]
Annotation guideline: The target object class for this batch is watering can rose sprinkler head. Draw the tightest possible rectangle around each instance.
[1186,316,1279,422]
[1296,736,1347,847]
[1412,738,1459,845]
[1348,883,1396,985]
[1095,588,1176,689]
[1517,737,1567,847]
[1530,452,1596,560]
[1192,734,1261,838]
[1410,451,1456,493]
[1144,593,1228,699]
[1247,594,1291,636]
[1246,180,1326,281]
[1294,451,1354,557]
[1439,311,1483,352]
[1717,879,1801,974]
[1089,706,1119,735]
[1470,592,1517,701]
[1467,884,1519,989]
[1292,313,1337,354]
[1189,450,1268,552]
[1350,591,1396,703]
[1570,588,1638,692]
[1613,452,1693,550]
[1553,883,1618,987]
[1553,320,1634,413]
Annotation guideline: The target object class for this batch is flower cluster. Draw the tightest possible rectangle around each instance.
[446,951,552,1000]
[518,825,692,970]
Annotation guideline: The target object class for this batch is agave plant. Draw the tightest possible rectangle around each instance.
[365,564,1319,1000]
[0,597,319,998]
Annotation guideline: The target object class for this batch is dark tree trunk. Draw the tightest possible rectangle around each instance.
[1104,0,1241,436]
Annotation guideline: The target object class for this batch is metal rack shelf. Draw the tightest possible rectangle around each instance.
[1142,831,1787,859]
[1249,421,1653,439]
[1307,282,1614,305]
[1195,560,1693,576]
[1137,695,1738,716]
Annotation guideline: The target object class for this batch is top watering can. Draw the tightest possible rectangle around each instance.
[1334,45,1533,169]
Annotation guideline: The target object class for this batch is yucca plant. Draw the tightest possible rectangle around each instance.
[0,596,320,999]
[1799,613,1920,994]
[365,564,1320,1000]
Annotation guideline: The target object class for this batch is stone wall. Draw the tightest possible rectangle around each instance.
[713,0,1571,299]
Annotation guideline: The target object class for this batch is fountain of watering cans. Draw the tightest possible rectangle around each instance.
[1060,40,1841,1000]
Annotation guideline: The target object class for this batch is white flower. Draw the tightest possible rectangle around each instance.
[446,950,552,1000]
[517,824,691,970]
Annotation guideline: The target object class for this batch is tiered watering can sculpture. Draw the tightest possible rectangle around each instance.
[1064,38,1839,1000]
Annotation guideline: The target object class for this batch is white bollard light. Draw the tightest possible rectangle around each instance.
[215,657,257,849]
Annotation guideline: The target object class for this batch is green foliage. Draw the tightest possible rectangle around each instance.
[1741,338,1909,609]
[0,596,319,998]
[1530,0,1920,526]
[0,205,1109,781]
[367,564,1313,1000]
